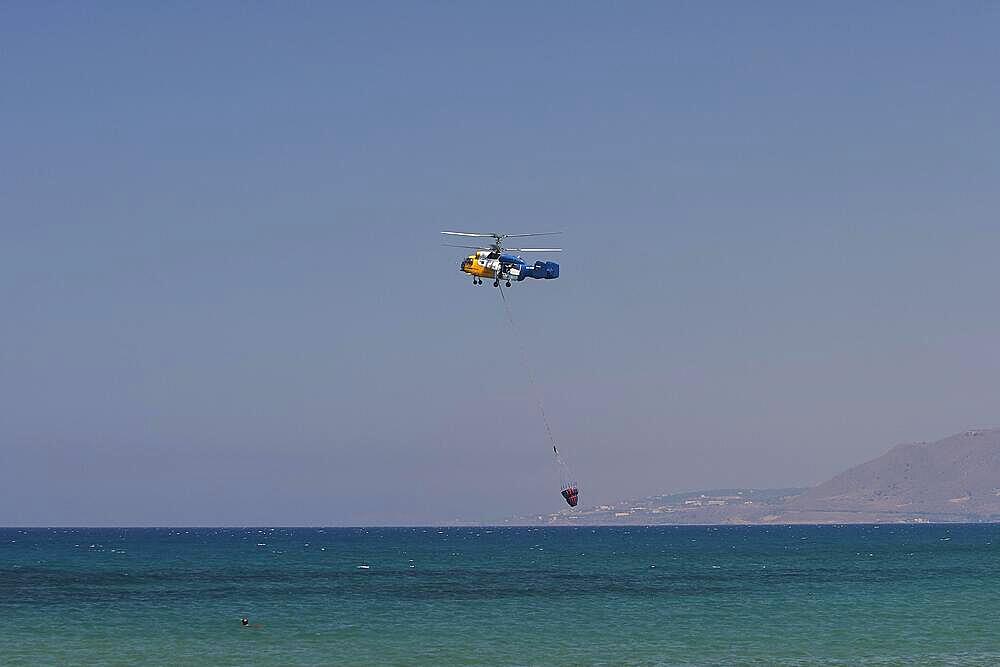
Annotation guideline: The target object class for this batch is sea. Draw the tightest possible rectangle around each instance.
[2,525,1000,666]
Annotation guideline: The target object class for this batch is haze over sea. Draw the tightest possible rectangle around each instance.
[3,525,999,666]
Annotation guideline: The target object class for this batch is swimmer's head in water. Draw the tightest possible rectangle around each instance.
[241,617,249,626]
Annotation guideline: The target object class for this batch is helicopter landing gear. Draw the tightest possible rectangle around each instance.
[493,278,500,287]
[506,281,511,287]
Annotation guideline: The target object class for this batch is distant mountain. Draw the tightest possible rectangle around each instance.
[784,428,1000,521]
[514,428,1000,525]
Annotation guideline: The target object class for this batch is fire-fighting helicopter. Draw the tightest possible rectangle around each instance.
[441,231,561,287]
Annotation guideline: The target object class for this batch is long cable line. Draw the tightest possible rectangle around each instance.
[498,284,578,506]
[498,284,557,450]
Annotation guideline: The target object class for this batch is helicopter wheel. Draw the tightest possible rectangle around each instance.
[493,280,499,287]
[506,281,511,287]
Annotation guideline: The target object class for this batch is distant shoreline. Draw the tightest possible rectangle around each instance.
[5,520,1000,529]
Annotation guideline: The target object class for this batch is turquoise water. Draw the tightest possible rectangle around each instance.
[3,525,1000,665]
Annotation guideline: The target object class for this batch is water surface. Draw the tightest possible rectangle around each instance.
[2,525,999,665]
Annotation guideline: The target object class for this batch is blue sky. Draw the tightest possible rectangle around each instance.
[2,2,999,525]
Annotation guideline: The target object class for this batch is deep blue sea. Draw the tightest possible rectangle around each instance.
[3,525,1000,665]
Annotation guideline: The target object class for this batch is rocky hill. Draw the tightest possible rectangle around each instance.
[516,428,1000,525]
[783,428,1000,522]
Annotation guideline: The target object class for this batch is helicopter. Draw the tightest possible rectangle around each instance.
[442,231,561,287]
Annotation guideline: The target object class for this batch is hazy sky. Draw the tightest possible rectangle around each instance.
[3,3,999,525]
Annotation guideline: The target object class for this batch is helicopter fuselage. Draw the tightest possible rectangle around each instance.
[460,250,559,284]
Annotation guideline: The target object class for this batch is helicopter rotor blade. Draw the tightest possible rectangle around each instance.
[442,243,488,250]
[441,231,496,238]
[506,247,563,252]
[503,232,563,238]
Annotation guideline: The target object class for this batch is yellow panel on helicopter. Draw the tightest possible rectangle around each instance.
[462,256,496,278]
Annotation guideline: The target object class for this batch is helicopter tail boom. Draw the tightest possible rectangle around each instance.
[520,260,559,280]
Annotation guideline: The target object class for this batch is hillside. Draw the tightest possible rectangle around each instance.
[783,428,1000,521]
[516,428,1000,525]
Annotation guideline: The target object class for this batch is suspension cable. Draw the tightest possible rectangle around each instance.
[498,284,557,451]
